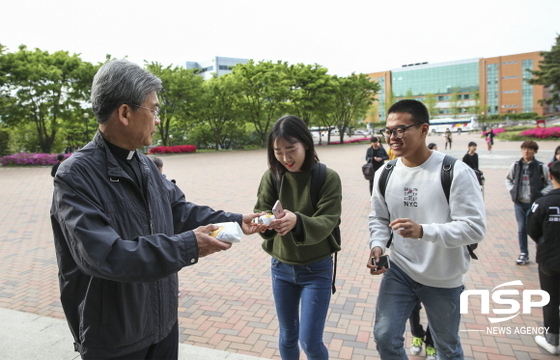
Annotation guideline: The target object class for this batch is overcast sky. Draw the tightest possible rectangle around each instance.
[1,0,559,76]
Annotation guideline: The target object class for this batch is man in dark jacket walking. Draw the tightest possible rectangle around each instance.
[527,160,560,355]
[51,59,260,360]
[365,136,388,195]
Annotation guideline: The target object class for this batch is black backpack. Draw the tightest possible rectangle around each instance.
[274,162,342,293]
[377,155,478,260]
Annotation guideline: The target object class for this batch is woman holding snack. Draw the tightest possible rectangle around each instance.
[254,115,342,360]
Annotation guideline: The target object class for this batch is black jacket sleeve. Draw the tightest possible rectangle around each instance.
[527,201,544,242]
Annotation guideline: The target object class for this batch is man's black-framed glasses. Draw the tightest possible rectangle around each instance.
[380,122,423,139]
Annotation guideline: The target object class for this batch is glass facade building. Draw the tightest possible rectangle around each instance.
[486,63,499,115]
[367,51,548,122]
[522,59,534,113]
[392,59,479,97]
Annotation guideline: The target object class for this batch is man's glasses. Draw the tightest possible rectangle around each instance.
[380,122,423,139]
[134,105,160,119]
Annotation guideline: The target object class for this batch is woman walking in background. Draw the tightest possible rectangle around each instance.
[444,128,452,150]
[486,129,495,153]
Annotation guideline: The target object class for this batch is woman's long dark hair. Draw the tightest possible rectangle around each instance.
[267,115,319,180]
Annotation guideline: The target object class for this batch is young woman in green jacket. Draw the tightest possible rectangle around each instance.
[254,115,342,360]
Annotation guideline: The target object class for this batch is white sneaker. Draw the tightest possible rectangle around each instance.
[516,253,529,265]
[535,335,559,354]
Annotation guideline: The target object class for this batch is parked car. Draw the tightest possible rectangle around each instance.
[353,129,370,137]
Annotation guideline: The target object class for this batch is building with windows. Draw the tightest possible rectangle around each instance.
[185,56,248,80]
[367,51,549,122]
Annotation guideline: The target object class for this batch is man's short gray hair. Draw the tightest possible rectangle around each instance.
[91,59,162,124]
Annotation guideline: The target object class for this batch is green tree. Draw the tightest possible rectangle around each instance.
[0,45,96,153]
[145,62,204,146]
[469,91,488,121]
[325,73,380,144]
[385,89,396,110]
[449,87,462,118]
[424,93,438,118]
[283,63,332,126]
[229,60,291,146]
[195,74,245,150]
[528,34,560,107]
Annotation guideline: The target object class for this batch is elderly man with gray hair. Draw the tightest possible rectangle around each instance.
[51,59,260,360]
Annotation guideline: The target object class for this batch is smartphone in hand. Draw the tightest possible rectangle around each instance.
[272,200,285,219]
[371,255,390,269]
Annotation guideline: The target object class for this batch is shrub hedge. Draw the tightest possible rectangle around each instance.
[148,145,197,154]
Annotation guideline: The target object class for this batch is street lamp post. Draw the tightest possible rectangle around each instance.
[83,113,89,144]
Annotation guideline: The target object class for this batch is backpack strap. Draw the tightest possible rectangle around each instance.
[311,163,327,208]
[441,155,456,203]
[379,159,398,201]
[312,163,341,294]
[378,160,397,249]
[442,155,478,260]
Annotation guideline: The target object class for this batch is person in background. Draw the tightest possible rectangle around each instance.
[253,115,342,360]
[366,136,389,195]
[427,143,437,151]
[505,140,552,266]
[462,141,484,187]
[486,129,495,153]
[51,59,261,360]
[548,145,560,167]
[368,99,486,359]
[527,160,560,355]
[51,154,66,177]
[444,128,452,150]
[151,156,176,184]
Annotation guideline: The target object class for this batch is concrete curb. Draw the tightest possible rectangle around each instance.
[0,308,270,360]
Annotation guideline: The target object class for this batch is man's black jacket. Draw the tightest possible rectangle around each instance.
[51,132,241,359]
[527,188,560,271]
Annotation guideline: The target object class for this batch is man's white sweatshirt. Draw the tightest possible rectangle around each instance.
[368,151,486,288]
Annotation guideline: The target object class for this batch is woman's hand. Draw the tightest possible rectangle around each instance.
[270,209,297,236]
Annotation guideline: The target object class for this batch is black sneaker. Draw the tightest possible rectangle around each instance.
[516,253,529,265]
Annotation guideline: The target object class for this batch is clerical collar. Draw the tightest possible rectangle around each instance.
[104,138,136,161]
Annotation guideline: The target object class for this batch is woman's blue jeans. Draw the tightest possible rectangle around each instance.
[271,256,332,360]
[374,264,464,360]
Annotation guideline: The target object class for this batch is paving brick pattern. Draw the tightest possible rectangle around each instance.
[0,132,558,359]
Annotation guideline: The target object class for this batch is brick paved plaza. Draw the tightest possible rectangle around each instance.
[0,132,558,359]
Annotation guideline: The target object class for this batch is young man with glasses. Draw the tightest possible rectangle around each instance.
[367,99,486,360]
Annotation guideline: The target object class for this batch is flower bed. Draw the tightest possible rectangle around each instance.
[148,145,197,154]
[519,127,560,139]
[0,153,71,166]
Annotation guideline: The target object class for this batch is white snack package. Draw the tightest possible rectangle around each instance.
[254,213,275,226]
[209,222,243,243]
